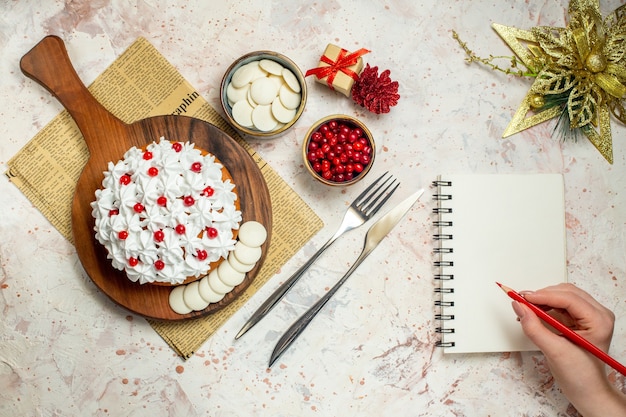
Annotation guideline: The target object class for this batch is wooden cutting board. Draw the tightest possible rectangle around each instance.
[20,35,272,321]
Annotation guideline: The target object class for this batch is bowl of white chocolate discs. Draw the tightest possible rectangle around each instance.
[220,51,307,138]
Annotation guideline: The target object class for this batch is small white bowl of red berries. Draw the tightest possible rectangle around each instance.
[302,115,375,186]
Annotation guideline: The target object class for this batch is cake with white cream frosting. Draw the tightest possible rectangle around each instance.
[91,137,242,285]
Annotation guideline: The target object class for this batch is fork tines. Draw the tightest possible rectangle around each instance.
[355,172,400,217]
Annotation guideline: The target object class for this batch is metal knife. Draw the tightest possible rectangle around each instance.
[268,188,425,367]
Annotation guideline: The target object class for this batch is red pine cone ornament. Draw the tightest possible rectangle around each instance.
[351,64,400,114]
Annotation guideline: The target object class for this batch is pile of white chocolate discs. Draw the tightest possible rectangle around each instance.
[226,58,302,132]
[168,220,268,314]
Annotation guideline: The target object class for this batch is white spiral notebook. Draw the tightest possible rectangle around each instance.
[433,174,567,353]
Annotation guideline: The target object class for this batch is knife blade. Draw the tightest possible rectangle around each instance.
[268,188,424,367]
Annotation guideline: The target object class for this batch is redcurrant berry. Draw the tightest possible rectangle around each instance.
[196,249,208,261]
[157,196,167,206]
[128,257,139,267]
[205,227,218,238]
[120,174,131,185]
[133,203,144,213]
[202,186,214,197]
[147,167,159,177]
[118,230,129,240]
[143,151,153,160]
[175,224,186,234]
[154,260,165,270]
[191,162,202,172]
[172,142,183,152]
[183,196,195,206]
[154,230,165,242]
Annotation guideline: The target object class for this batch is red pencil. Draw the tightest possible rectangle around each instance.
[496,282,626,376]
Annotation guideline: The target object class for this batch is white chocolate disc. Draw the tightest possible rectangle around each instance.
[233,241,262,265]
[231,100,254,127]
[238,221,267,248]
[183,281,209,311]
[231,61,259,88]
[281,68,301,93]
[248,62,270,82]
[268,74,284,90]
[228,252,255,273]
[217,260,246,286]
[208,269,234,294]
[198,274,226,303]
[271,98,297,124]
[246,88,258,108]
[251,104,278,132]
[169,285,192,314]
[250,77,280,105]
[226,82,249,104]
[279,84,301,110]
[259,59,284,75]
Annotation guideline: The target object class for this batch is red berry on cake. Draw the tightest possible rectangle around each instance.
[206,227,218,239]
[202,186,214,197]
[154,230,165,242]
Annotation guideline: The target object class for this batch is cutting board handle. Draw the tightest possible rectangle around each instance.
[20,35,127,155]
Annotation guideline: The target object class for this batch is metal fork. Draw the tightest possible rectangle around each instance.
[235,171,399,339]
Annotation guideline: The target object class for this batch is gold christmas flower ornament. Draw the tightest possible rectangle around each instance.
[455,0,626,164]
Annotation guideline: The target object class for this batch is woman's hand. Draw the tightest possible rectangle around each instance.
[512,283,626,417]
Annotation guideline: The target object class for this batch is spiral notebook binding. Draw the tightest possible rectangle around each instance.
[433,177,455,348]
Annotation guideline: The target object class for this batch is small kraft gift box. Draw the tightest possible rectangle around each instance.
[305,44,369,97]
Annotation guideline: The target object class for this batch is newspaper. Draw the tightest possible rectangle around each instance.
[6,37,323,359]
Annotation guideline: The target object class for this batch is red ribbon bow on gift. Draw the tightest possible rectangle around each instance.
[305,48,370,89]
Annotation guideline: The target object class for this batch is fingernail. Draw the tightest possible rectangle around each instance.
[511,301,525,319]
